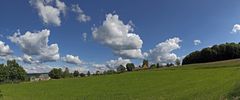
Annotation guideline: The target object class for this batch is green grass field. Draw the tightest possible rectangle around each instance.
[1,59,240,100]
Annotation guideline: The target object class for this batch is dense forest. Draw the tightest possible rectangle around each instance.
[182,42,240,65]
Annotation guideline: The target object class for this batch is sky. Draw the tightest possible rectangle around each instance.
[1,0,240,73]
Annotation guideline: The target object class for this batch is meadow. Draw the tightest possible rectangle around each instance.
[1,59,240,100]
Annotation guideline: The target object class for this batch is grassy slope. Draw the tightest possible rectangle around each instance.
[1,59,240,100]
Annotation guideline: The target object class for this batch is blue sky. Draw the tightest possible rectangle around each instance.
[1,0,240,73]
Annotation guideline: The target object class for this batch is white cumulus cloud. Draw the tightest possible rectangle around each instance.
[71,4,91,22]
[89,57,131,72]
[0,55,22,62]
[144,37,182,64]
[106,57,131,69]
[23,63,59,73]
[0,41,12,56]
[92,14,143,59]
[30,0,66,26]
[22,54,39,64]
[63,54,83,65]
[91,64,107,70]
[82,32,87,41]
[9,29,60,63]
[23,63,88,73]
[56,0,66,15]
[193,39,201,45]
[113,49,143,59]
[231,24,240,33]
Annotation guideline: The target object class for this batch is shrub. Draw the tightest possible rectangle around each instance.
[80,73,86,77]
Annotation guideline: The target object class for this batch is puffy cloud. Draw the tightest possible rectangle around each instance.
[56,0,66,15]
[23,64,53,73]
[193,39,201,45]
[9,29,60,63]
[62,55,82,65]
[90,64,108,73]
[23,64,71,73]
[22,54,33,63]
[144,37,182,64]
[113,49,143,59]
[0,55,22,62]
[88,57,131,72]
[106,57,131,69]
[82,32,87,41]
[21,54,40,64]
[232,24,240,33]
[71,4,91,22]
[23,63,89,73]
[30,0,66,26]
[0,41,12,56]
[69,66,88,73]
[92,14,143,59]
[92,64,107,69]
[21,56,130,73]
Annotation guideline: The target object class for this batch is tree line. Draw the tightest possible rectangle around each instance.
[92,59,179,76]
[0,60,167,81]
[0,60,27,83]
[48,59,180,79]
[0,59,179,83]
[182,42,240,65]
[48,68,90,79]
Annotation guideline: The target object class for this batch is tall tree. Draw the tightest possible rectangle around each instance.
[156,63,161,68]
[87,71,91,76]
[142,59,149,69]
[7,60,27,82]
[48,68,63,79]
[63,67,70,78]
[126,63,135,71]
[0,64,7,82]
[0,60,27,83]
[175,59,181,66]
[73,70,79,77]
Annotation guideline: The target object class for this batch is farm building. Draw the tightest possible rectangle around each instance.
[28,73,50,82]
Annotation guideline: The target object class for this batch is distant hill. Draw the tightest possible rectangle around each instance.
[182,42,240,65]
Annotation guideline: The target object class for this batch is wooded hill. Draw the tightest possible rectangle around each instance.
[182,42,240,65]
